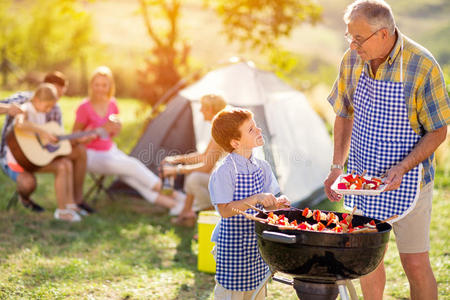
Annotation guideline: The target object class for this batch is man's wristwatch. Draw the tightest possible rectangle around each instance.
[330,164,344,171]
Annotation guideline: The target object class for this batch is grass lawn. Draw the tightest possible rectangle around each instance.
[0,97,449,299]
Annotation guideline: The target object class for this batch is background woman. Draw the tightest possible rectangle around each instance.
[73,66,184,214]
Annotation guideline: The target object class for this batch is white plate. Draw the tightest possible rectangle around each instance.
[331,174,387,196]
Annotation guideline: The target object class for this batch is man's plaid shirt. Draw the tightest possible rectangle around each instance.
[327,30,450,184]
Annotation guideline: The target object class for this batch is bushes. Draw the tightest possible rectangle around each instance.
[0,0,94,92]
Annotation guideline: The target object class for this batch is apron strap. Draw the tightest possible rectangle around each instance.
[400,39,404,83]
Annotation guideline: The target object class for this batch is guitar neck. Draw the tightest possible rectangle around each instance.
[58,130,97,141]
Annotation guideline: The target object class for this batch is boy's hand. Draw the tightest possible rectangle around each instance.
[276,195,290,208]
[40,131,58,144]
[257,193,277,208]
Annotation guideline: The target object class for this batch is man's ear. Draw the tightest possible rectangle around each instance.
[381,28,389,40]
[230,138,239,150]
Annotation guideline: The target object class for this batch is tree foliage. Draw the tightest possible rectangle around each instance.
[0,0,93,84]
[211,0,322,50]
[137,0,322,106]
[422,24,450,67]
[137,0,191,106]
[268,47,336,91]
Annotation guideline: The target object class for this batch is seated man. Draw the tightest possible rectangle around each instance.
[162,94,227,226]
[0,71,94,214]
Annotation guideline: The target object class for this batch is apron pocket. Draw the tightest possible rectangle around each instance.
[376,140,410,175]
[242,232,258,261]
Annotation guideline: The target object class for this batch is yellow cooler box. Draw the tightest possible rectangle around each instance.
[197,211,221,273]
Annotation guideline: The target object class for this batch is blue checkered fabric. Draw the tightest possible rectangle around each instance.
[216,159,269,291]
[346,63,422,221]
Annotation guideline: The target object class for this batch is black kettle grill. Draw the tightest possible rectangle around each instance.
[253,208,392,300]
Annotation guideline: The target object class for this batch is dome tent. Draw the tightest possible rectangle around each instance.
[109,61,333,205]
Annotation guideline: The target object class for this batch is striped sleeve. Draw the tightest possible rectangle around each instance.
[417,63,450,132]
[46,104,63,125]
[0,91,32,105]
[327,50,355,118]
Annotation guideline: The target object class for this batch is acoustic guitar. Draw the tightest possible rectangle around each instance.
[6,121,107,172]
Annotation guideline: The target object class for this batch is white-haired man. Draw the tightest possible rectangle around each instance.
[324,0,449,299]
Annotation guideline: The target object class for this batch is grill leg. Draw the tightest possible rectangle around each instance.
[338,284,350,300]
[346,280,358,300]
[250,271,273,300]
[336,280,357,300]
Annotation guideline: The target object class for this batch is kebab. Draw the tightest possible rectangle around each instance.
[234,206,392,234]
[337,170,384,190]
[264,207,380,234]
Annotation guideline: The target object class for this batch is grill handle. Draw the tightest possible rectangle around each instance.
[261,230,297,244]
[272,275,294,286]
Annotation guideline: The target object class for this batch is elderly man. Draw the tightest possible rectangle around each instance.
[324,1,449,299]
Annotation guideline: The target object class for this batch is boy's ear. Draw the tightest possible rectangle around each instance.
[230,138,240,150]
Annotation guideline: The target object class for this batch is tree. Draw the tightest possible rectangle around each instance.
[211,0,322,51]
[0,0,93,82]
[137,0,190,106]
[137,0,322,106]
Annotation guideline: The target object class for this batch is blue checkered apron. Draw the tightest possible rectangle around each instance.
[216,156,269,291]
[346,41,422,221]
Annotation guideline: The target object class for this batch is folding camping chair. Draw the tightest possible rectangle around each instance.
[84,173,116,205]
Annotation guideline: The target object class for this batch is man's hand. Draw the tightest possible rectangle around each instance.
[324,168,343,202]
[257,193,278,208]
[8,103,23,117]
[383,164,407,191]
[381,126,447,192]
[162,164,177,176]
[162,156,179,165]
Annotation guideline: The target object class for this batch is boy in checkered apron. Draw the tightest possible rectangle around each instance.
[209,108,290,300]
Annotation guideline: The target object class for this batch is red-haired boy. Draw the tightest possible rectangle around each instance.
[209,108,289,299]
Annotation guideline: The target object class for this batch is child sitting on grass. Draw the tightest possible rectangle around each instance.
[209,108,290,300]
